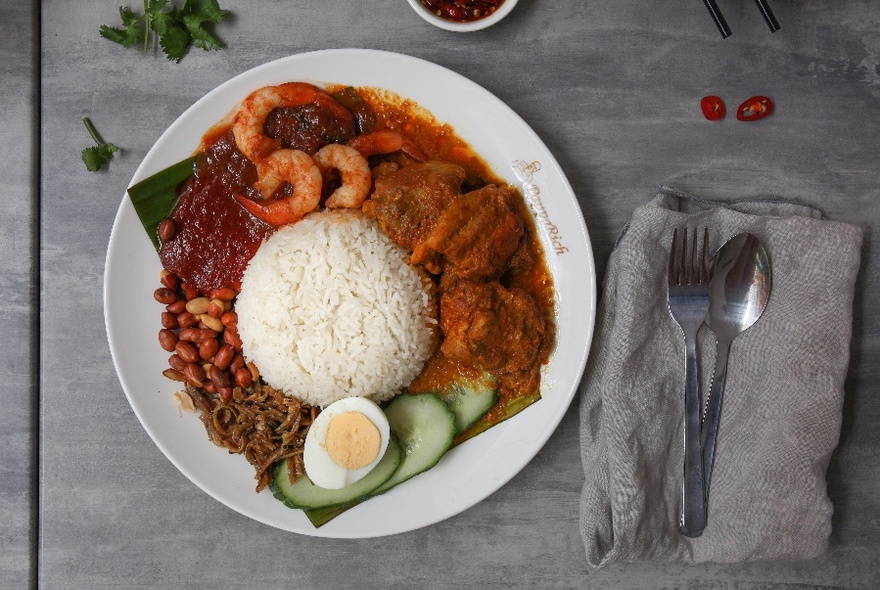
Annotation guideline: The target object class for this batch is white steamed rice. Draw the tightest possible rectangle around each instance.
[235,209,435,408]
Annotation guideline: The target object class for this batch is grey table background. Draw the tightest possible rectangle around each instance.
[2,0,878,588]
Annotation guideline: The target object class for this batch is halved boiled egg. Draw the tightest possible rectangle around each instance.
[303,397,391,490]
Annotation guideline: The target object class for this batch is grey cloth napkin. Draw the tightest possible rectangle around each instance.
[579,187,864,566]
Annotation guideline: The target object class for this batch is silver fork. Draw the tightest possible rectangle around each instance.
[667,227,711,537]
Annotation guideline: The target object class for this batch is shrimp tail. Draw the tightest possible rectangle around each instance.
[234,194,302,226]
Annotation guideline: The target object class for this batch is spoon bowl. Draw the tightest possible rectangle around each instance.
[702,233,771,503]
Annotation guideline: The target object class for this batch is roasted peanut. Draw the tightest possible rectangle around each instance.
[160,311,179,330]
[157,218,177,243]
[182,363,205,388]
[166,300,187,314]
[218,386,233,402]
[177,311,199,329]
[208,287,236,301]
[234,367,252,388]
[153,288,177,304]
[158,329,178,352]
[223,327,242,351]
[162,368,186,382]
[178,327,217,342]
[209,365,232,391]
[168,354,188,372]
[247,361,260,383]
[220,310,238,328]
[198,338,219,361]
[200,313,223,332]
[159,269,179,290]
[206,299,225,318]
[213,345,234,371]
[175,341,199,364]
[181,282,198,301]
[230,353,246,374]
[185,297,211,315]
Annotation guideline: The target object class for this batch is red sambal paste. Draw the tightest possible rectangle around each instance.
[420,0,505,23]
[159,134,272,293]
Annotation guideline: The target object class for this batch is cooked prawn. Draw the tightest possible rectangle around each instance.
[312,144,372,209]
[232,86,286,163]
[347,130,427,162]
[232,82,354,162]
[234,149,322,226]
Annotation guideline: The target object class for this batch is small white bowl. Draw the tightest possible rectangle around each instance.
[406,0,519,32]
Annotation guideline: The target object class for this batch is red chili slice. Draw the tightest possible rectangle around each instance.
[700,96,725,121]
[736,96,774,121]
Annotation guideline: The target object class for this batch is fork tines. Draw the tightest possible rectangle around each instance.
[669,227,710,286]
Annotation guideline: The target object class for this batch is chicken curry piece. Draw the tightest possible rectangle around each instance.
[364,161,553,404]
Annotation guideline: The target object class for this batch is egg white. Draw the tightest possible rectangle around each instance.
[303,397,391,490]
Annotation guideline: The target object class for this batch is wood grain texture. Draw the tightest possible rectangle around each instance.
[30,0,880,588]
[0,2,37,589]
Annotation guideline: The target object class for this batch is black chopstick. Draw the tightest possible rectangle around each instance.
[702,0,731,38]
[754,0,781,32]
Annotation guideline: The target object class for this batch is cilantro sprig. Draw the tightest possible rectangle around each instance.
[81,118,119,172]
[100,0,230,63]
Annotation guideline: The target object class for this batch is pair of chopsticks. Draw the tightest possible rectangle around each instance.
[702,0,780,38]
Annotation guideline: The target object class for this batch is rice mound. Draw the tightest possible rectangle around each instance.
[236,209,435,408]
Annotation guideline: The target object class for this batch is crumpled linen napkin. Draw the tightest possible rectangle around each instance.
[579,187,864,566]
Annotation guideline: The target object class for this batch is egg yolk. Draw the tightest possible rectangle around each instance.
[325,411,381,470]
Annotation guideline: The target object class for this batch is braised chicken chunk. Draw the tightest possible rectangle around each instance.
[364,160,552,403]
[439,280,545,377]
[412,185,524,280]
[362,161,466,251]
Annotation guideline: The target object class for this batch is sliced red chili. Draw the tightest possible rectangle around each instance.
[700,96,725,121]
[736,96,774,121]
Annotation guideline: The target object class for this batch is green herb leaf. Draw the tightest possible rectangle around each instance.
[181,0,229,51]
[158,23,191,62]
[82,144,119,172]
[127,155,198,251]
[99,7,146,48]
[81,117,119,172]
[100,0,229,62]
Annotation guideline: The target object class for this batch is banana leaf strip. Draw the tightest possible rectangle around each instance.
[127,155,198,251]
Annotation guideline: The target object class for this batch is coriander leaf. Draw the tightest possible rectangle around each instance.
[180,0,229,51]
[81,118,119,172]
[82,145,119,172]
[158,24,190,62]
[100,0,230,63]
[184,0,229,24]
[99,7,145,48]
[145,0,171,18]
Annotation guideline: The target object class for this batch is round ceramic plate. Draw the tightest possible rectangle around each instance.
[104,49,595,538]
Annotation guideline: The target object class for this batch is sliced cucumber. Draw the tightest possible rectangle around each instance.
[432,372,499,435]
[270,435,401,510]
[372,393,456,495]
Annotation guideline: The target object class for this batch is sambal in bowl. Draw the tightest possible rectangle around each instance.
[407,0,518,32]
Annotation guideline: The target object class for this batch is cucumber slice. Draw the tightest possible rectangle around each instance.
[433,373,499,435]
[372,393,456,495]
[270,435,401,510]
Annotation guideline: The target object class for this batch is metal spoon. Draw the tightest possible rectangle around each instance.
[702,233,771,501]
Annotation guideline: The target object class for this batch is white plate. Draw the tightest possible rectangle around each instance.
[104,49,595,538]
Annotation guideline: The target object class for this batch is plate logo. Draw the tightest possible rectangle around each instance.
[512,160,568,256]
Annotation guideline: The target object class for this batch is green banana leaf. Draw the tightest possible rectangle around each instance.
[127,156,198,251]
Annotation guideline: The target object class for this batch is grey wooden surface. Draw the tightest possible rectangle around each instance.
[4,0,878,588]
[1,1,37,589]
